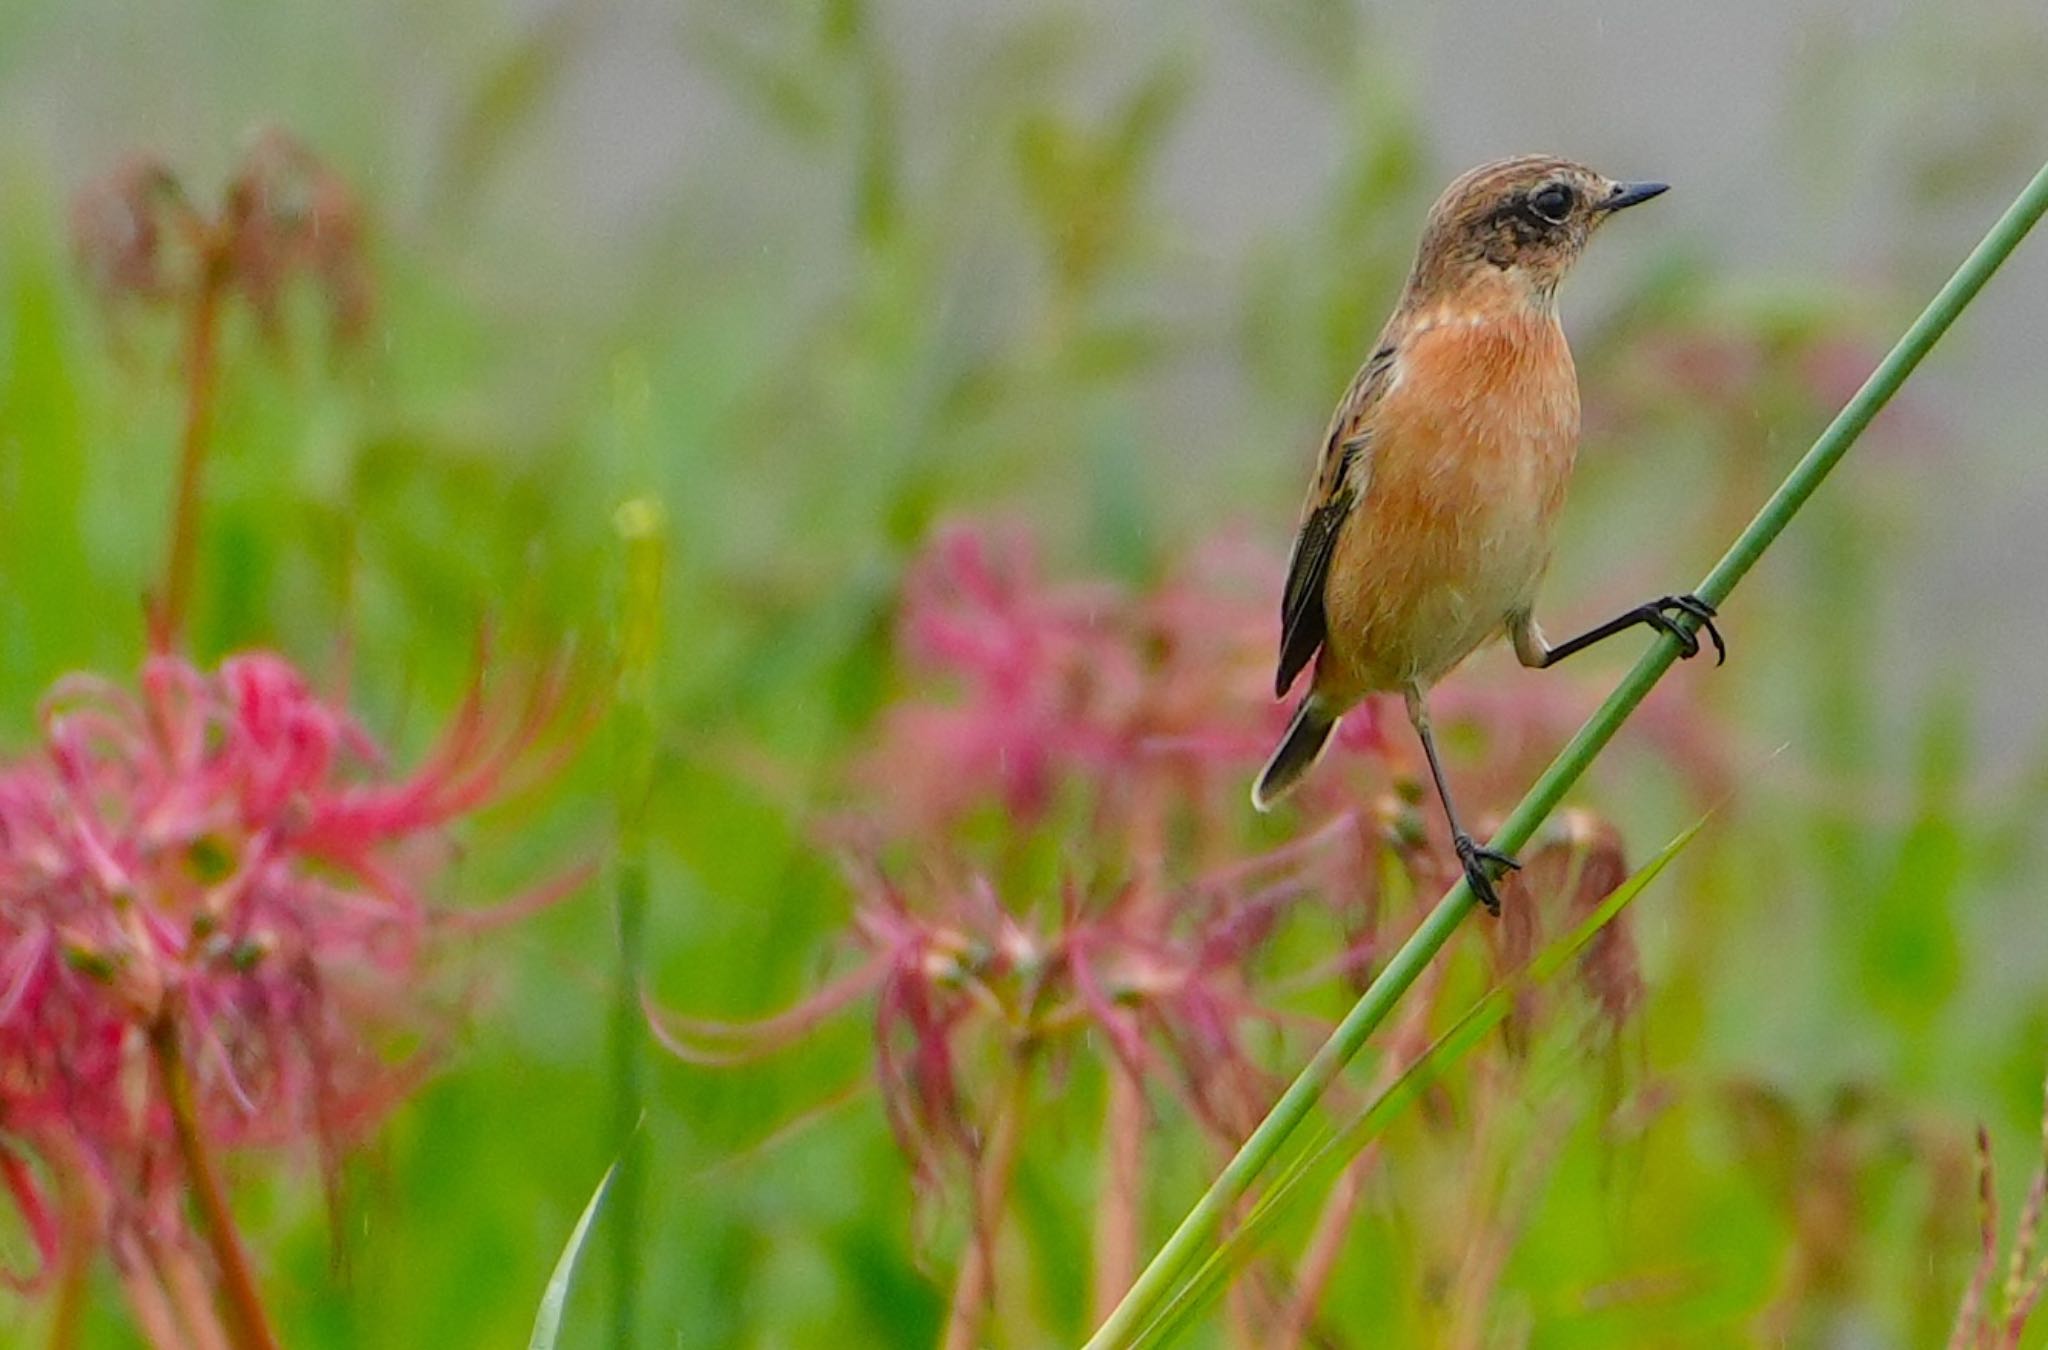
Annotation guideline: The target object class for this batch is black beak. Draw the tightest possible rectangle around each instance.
[1602,180,1669,212]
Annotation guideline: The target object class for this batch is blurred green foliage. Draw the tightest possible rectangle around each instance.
[1,1,2047,1346]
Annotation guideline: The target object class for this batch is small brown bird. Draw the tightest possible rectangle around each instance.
[1252,155,1722,913]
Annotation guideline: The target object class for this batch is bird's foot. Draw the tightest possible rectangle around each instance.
[1638,594,1726,665]
[1454,832,1520,917]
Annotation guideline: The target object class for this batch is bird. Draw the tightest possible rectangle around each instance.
[1250,154,1723,915]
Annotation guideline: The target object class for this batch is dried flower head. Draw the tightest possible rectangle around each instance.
[71,128,373,352]
[69,159,187,307]
[1487,808,1642,1050]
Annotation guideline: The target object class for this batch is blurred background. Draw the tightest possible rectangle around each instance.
[2,0,2047,1345]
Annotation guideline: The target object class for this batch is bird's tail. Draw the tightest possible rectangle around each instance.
[1251,697,1337,811]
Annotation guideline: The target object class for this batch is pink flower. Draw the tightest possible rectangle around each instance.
[868,524,1138,825]
[656,520,1691,1235]
[0,650,578,1285]
[863,523,1386,838]
[649,834,1363,1186]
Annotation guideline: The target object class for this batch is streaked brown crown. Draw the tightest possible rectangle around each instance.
[1402,155,1664,307]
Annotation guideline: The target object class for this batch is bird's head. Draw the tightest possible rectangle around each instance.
[1406,155,1666,312]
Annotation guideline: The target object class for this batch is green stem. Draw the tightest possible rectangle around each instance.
[608,495,666,1349]
[155,241,227,652]
[607,852,648,1348]
[1083,156,2048,1350]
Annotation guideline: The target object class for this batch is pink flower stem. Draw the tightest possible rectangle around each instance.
[150,1233,232,1350]
[116,1248,193,1350]
[1275,1150,1373,1349]
[148,1018,280,1350]
[940,1057,1033,1350]
[1089,1069,1146,1325]
[1276,961,1446,1350]
[154,235,227,650]
[47,1251,87,1350]
[43,1133,108,1350]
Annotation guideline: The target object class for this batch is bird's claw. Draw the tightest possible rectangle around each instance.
[1642,593,1726,666]
[1454,832,1519,917]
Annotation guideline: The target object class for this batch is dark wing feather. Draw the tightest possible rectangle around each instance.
[1275,497,1349,696]
[1273,344,1397,697]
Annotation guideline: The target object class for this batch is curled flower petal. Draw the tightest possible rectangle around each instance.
[642,955,892,1066]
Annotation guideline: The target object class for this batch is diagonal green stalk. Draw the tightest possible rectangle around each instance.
[1083,157,2048,1350]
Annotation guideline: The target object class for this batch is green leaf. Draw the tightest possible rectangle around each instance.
[528,1158,620,1350]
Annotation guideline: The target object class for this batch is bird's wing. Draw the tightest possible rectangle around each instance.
[1275,341,1397,698]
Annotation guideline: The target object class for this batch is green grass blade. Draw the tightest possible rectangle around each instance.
[1083,155,2048,1350]
[1129,819,1705,1349]
[609,489,667,1349]
[529,1158,621,1350]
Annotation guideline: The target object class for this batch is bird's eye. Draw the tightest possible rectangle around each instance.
[1529,183,1575,224]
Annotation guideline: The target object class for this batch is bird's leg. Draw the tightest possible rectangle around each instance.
[1511,594,1726,669]
[1404,685,1516,916]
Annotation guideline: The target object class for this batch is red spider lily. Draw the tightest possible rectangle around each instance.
[0,649,582,1295]
[55,136,586,1348]
[864,523,1386,841]
[648,830,1366,1180]
[657,520,1682,1343]
[666,523,1688,1161]
[867,524,1142,827]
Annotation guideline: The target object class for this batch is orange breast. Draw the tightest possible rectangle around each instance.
[1315,311,1580,701]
